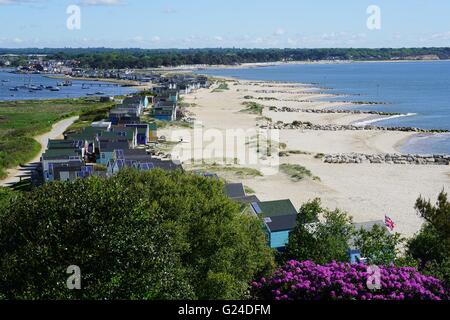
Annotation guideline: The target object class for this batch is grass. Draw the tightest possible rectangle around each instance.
[141,116,193,130]
[280,163,320,182]
[190,162,263,178]
[240,102,264,115]
[244,185,256,194]
[0,98,115,179]
[279,150,312,157]
[211,82,229,93]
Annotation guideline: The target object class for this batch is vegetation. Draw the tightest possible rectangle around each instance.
[407,191,450,286]
[279,163,319,181]
[0,98,111,179]
[211,82,229,93]
[4,48,450,68]
[191,162,263,178]
[252,260,449,300]
[240,102,264,115]
[354,225,404,266]
[284,199,354,264]
[284,199,405,267]
[0,169,274,300]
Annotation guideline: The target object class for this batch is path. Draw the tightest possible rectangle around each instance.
[0,116,79,187]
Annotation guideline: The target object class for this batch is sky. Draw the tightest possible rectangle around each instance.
[0,0,449,49]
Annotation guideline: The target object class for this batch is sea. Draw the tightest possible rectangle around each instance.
[198,61,450,155]
[0,69,138,101]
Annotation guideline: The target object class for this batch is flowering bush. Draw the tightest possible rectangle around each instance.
[251,260,449,300]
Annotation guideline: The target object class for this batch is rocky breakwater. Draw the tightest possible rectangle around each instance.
[323,153,450,166]
[269,106,399,116]
[260,121,448,133]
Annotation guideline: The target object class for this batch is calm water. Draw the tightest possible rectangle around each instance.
[0,69,137,101]
[198,61,450,154]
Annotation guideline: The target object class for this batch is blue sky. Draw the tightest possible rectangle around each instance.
[0,0,449,48]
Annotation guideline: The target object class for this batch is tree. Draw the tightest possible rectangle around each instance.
[407,191,450,286]
[0,169,274,300]
[284,199,354,264]
[353,225,404,266]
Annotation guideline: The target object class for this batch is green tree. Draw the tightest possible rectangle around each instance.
[353,225,404,265]
[284,199,354,264]
[407,191,450,286]
[0,169,274,300]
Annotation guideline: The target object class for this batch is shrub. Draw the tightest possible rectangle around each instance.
[251,260,449,300]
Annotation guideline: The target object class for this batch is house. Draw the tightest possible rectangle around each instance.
[41,149,84,181]
[51,161,95,182]
[106,149,182,176]
[153,102,178,121]
[123,95,149,109]
[251,199,298,250]
[92,120,112,131]
[125,123,151,145]
[225,183,261,204]
[97,141,130,165]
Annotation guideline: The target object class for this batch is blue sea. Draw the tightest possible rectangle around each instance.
[0,69,137,101]
[198,61,450,155]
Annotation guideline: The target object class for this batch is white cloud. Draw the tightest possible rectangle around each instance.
[214,36,223,41]
[13,37,23,43]
[150,36,161,43]
[0,0,42,5]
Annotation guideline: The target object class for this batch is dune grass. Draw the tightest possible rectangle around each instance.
[211,82,229,93]
[240,102,264,115]
[280,163,320,182]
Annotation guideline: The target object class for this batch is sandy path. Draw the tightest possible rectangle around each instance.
[0,116,79,187]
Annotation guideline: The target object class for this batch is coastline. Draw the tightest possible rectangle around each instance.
[157,58,450,72]
[161,77,449,237]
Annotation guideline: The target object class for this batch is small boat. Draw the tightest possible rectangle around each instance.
[1,80,10,83]
[49,87,60,92]
[58,80,72,87]
[9,87,19,92]
[45,86,54,90]
[95,91,105,95]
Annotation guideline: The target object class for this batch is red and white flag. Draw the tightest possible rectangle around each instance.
[385,215,395,231]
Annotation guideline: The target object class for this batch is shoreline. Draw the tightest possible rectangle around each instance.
[158,58,450,72]
[161,78,449,237]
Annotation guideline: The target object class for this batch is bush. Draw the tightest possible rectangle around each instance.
[251,260,449,300]
[0,169,274,300]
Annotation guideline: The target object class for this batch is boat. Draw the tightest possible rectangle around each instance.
[9,87,19,92]
[1,80,10,83]
[95,91,105,95]
[58,80,72,87]
[49,87,60,92]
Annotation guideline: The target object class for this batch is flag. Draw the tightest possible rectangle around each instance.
[385,215,395,231]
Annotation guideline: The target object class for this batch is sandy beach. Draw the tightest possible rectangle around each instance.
[161,79,450,237]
